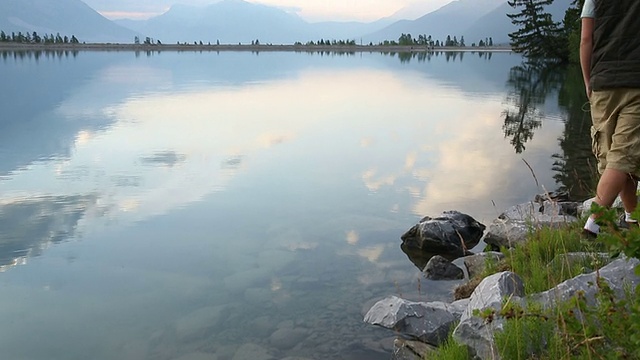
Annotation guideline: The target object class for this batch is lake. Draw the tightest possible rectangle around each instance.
[0,49,594,360]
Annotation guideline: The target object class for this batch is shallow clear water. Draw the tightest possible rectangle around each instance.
[0,50,585,359]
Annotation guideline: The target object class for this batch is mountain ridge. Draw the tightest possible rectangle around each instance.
[0,0,572,46]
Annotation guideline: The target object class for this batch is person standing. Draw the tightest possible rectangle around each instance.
[580,0,640,236]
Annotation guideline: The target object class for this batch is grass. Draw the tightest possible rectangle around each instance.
[426,207,640,360]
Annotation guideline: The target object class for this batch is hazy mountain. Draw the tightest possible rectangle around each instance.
[1,0,575,46]
[307,18,397,43]
[363,0,573,45]
[389,1,452,21]
[462,0,573,45]
[130,0,315,44]
[0,0,139,43]
[363,0,505,44]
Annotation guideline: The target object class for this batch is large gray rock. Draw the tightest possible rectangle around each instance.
[423,255,464,280]
[364,296,459,346]
[531,256,640,307]
[484,201,578,249]
[453,316,504,360]
[401,211,486,257]
[460,271,525,322]
[453,271,525,360]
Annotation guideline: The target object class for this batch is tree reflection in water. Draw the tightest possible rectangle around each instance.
[502,60,597,201]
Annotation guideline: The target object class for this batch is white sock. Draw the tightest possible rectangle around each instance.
[584,217,600,234]
[625,211,638,223]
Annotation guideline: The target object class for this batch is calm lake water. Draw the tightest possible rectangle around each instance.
[0,50,594,360]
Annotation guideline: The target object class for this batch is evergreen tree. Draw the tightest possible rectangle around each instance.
[0,30,5,42]
[507,0,567,61]
[460,36,465,47]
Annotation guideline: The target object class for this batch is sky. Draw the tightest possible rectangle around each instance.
[82,0,453,22]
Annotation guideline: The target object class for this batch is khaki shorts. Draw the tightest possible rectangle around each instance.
[590,88,640,177]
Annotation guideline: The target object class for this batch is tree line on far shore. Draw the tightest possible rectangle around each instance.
[0,30,79,44]
[0,29,498,50]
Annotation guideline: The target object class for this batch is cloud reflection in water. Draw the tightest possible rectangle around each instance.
[0,195,97,271]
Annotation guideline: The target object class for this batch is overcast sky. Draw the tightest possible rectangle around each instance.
[82,0,453,22]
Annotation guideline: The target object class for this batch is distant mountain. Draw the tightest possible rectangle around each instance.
[0,0,139,43]
[363,0,573,45]
[0,0,575,46]
[389,1,452,21]
[462,0,573,45]
[129,0,314,44]
[363,0,505,44]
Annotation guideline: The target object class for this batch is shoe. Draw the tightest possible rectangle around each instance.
[618,213,639,229]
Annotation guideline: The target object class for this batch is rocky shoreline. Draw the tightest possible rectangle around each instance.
[364,194,640,359]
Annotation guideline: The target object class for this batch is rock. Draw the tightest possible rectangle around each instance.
[174,352,218,360]
[484,201,578,249]
[401,211,486,257]
[363,295,458,346]
[270,327,309,350]
[423,255,464,280]
[462,251,505,279]
[449,298,470,318]
[531,257,640,308]
[175,306,225,343]
[231,343,276,360]
[453,271,525,360]
[460,271,525,322]
[453,315,504,360]
[391,338,436,360]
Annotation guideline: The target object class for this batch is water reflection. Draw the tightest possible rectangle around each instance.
[0,50,116,177]
[500,60,596,201]
[0,195,97,271]
[553,65,597,200]
[0,50,591,360]
[502,61,562,154]
[140,151,187,168]
[382,50,493,64]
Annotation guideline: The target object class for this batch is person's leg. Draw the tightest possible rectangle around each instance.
[584,90,616,234]
[594,168,633,208]
[620,176,638,214]
[584,168,629,234]
[585,88,640,234]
